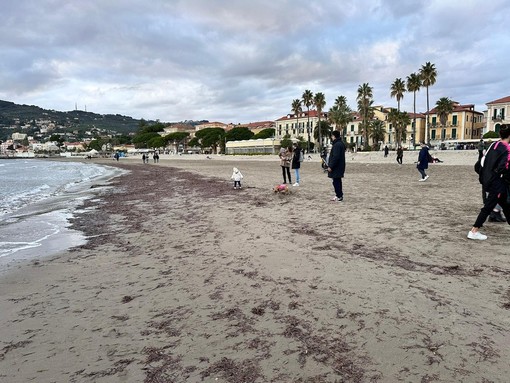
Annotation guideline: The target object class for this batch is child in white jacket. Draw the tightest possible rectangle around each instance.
[231,167,244,189]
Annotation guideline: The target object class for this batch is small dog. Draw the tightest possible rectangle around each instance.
[273,184,290,194]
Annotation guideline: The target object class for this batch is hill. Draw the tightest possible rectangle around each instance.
[0,100,151,140]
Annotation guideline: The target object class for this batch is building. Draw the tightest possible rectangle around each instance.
[486,96,510,133]
[427,102,484,144]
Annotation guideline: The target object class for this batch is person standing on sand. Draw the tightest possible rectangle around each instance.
[416,142,431,181]
[396,146,403,165]
[478,139,485,160]
[468,124,510,240]
[291,143,302,186]
[327,130,346,202]
[231,167,243,189]
[384,145,389,157]
[279,146,292,184]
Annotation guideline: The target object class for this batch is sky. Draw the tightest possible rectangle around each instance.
[2,0,510,124]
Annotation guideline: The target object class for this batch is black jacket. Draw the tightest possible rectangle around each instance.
[327,138,346,178]
[480,141,510,193]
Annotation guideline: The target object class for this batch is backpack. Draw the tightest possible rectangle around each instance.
[299,151,304,162]
[474,142,495,175]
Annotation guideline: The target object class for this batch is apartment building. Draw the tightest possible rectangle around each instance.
[486,96,510,133]
[427,102,484,143]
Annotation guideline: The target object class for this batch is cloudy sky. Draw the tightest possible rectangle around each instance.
[2,0,509,123]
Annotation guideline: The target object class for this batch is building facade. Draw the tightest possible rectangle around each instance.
[486,96,510,134]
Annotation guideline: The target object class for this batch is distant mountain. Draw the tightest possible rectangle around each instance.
[0,100,154,139]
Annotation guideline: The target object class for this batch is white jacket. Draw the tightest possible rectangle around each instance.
[231,168,243,181]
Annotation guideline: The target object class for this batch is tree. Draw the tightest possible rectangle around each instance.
[328,96,353,135]
[291,99,302,138]
[357,83,374,150]
[435,97,455,141]
[313,92,326,151]
[302,89,314,152]
[390,78,406,112]
[147,136,165,149]
[280,134,293,150]
[419,62,437,144]
[314,120,332,144]
[225,127,254,141]
[253,128,275,139]
[194,127,225,153]
[370,120,386,150]
[406,72,421,147]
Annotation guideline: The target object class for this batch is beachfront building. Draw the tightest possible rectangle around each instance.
[275,110,328,150]
[486,96,510,134]
[427,102,484,145]
[225,138,280,155]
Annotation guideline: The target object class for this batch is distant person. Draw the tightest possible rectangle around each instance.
[291,143,303,186]
[478,139,485,160]
[231,167,244,189]
[327,130,346,202]
[416,142,431,181]
[468,124,510,240]
[384,145,389,157]
[153,151,160,163]
[142,153,146,163]
[278,146,292,184]
[396,146,403,165]
[114,152,120,161]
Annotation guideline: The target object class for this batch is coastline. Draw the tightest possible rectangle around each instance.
[0,154,509,382]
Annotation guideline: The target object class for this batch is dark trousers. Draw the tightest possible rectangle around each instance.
[332,177,343,198]
[396,156,403,164]
[473,190,510,228]
[233,181,241,188]
[418,168,427,179]
[281,166,291,183]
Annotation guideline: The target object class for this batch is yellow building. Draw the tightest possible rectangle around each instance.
[428,102,484,143]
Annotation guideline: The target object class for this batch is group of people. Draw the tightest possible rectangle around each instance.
[278,143,303,186]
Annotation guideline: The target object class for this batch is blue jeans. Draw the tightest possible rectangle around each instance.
[294,169,300,183]
[332,178,343,198]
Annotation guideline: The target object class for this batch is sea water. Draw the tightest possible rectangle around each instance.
[0,159,125,267]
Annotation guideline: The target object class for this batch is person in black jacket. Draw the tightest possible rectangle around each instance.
[327,130,346,202]
[468,124,510,240]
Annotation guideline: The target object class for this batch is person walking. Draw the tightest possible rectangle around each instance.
[291,143,303,186]
[384,145,389,157]
[396,146,403,165]
[278,146,292,184]
[416,142,431,181]
[327,130,346,202]
[477,139,485,160]
[468,124,510,240]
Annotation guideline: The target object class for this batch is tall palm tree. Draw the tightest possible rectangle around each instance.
[328,96,353,136]
[302,90,314,152]
[397,111,411,146]
[313,92,326,151]
[356,83,374,149]
[419,62,437,144]
[390,78,406,112]
[387,109,399,145]
[435,97,454,141]
[291,99,302,138]
[406,72,421,147]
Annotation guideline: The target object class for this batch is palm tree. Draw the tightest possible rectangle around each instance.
[356,83,374,149]
[328,96,353,136]
[291,99,302,138]
[314,120,332,143]
[387,109,399,145]
[406,72,421,147]
[419,62,437,144]
[390,78,406,111]
[313,92,326,151]
[435,97,455,142]
[302,90,313,152]
[397,111,411,146]
[370,120,386,150]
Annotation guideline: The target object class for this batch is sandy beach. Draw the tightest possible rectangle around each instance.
[1,150,509,382]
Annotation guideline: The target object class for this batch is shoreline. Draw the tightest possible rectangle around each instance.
[0,157,509,382]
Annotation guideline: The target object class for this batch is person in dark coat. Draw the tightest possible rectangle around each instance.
[468,124,510,240]
[327,130,346,202]
[416,142,431,181]
[291,143,302,186]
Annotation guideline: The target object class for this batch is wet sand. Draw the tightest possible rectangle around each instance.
[0,152,509,382]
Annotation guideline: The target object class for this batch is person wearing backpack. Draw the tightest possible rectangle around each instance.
[468,124,510,240]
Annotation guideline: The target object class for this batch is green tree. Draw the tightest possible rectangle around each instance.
[314,120,332,144]
[253,128,275,139]
[406,72,422,147]
[435,97,455,141]
[195,127,225,153]
[357,83,374,150]
[225,127,254,141]
[302,89,314,152]
[291,99,302,137]
[419,62,437,144]
[280,134,293,149]
[313,92,326,151]
[390,78,406,112]
[147,136,165,149]
[328,96,353,136]
[370,120,386,150]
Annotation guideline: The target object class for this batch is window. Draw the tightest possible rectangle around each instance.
[452,115,457,126]
[452,128,457,139]
[431,130,436,139]
[432,117,437,126]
